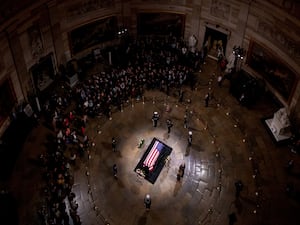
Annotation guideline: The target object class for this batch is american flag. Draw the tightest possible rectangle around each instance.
[143,141,164,171]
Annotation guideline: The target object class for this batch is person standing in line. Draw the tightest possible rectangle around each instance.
[205,93,210,107]
[177,170,181,181]
[217,75,223,87]
[113,164,118,178]
[112,137,117,152]
[184,114,188,129]
[179,163,186,178]
[188,131,193,146]
[234,180,244,198]
[81,124,86,137]
[144,194,151,211]
[178,89,184,102]
[152,112,160,127]
[286,159,294,174]
[82,113,88,126]
[52,116,57,132]
[166,119,173,134]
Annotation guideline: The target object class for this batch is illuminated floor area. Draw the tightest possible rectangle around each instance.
[5,59,300,225]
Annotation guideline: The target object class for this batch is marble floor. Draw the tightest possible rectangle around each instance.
[1,59,300,225]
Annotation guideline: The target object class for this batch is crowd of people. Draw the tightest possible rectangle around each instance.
[69,36,207,120]
[35,34,209,224]
[38,90,90,225]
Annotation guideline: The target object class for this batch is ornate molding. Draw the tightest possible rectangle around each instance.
[257,21,300,63]
[268,0,300,20]
[140,0,186,3]
[66,0,115,18]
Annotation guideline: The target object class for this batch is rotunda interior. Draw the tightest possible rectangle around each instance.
[0,1,300,225]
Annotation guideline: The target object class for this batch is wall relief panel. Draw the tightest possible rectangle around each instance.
[257,21,300,63]
[137,13,185,37]
[247,41,298,101]
[210,0,230,20]
[68,16,118,55]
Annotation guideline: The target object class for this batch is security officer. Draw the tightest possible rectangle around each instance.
[152,112,160,127]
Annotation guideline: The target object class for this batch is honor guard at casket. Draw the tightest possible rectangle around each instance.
[152,112,160,127]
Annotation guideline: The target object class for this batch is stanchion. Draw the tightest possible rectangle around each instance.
[204,121,208,130]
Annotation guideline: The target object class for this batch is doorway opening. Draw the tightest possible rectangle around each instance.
[203,26,228,60]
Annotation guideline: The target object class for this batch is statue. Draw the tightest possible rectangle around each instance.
[28,26,43,59]
[188,35,198,53]
[270,108,291,136]
[225,51,236,74]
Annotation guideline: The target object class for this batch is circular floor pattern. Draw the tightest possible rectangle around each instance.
[7,59,300,225]
[76,90,259,225]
